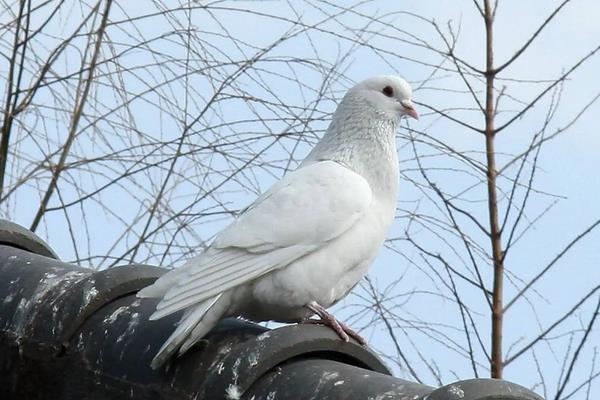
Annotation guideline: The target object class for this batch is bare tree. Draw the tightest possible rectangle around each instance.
[0,0,363,266]
[340,1,600,398]
[1,1,598,399]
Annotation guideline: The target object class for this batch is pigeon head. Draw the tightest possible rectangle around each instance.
[346,75,419,121]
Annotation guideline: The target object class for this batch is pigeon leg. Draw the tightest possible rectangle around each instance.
[304,301,367,345]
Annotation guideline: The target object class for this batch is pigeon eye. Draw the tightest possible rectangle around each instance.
[382,86,394,97]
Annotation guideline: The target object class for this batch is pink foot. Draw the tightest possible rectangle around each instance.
[304,301,367,345]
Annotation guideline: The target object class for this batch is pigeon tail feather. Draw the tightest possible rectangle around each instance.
[150,293,227,369]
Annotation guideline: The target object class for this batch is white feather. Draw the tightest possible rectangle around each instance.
[150,294,222,369]
[150,246,306,320]
[147,163,371,321]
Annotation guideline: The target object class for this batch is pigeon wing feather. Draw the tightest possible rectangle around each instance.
[149,160,372,319]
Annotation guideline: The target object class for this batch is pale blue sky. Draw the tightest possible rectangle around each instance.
[2,1,599,398]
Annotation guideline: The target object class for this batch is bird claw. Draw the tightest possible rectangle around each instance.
[304,302,367,345]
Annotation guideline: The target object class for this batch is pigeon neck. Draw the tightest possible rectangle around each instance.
[302,99,400,198]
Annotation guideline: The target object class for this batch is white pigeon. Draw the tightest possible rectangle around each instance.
[138,75,419,369]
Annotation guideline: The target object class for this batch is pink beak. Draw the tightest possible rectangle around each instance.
[400,100,419,120]
[404,106,419,120]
